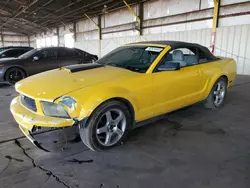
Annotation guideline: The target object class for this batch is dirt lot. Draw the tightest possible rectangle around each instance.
[0,75,250,188]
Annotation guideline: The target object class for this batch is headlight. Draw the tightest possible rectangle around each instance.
[59,96,76,109]
[41,101,70,118]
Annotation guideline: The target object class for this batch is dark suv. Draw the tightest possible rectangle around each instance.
[0,47,98,84]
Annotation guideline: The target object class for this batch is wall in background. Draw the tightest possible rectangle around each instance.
[0,31,29,47]
[29,28,58,48]
[30,24,74,48]
[73,0,250,41]
[74,0,250,75]
[75,24,250,75]
[30,0,250,75]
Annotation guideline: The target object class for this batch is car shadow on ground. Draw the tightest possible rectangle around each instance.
[0,83,11,88]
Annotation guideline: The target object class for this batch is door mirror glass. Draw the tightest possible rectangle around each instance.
[157,62,180,72]
[33,56,39,61]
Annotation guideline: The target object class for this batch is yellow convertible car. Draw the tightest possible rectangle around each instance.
[10,41,236,151]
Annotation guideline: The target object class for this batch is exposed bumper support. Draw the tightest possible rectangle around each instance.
[19,125,50,152]
[10,96,80,152]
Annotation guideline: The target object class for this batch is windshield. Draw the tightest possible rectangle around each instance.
[19,49,38,59]
[96,46,163,73]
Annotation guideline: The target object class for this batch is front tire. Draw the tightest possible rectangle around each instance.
[204,77,228,109]
[79,100,132,151]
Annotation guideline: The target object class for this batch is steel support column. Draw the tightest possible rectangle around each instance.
[84,14,101,58]
[28,35,30,47]
[98,15,102,41]
[123,0,141,40]
[138,1,143,36]
[211,0,220,54]
[0,31,4,47]
[73,22,77,42]
[56,27,60,46]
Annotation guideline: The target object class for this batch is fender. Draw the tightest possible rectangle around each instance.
[70,86,139,121]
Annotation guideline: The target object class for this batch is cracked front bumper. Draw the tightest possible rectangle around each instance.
[10,97,75,150]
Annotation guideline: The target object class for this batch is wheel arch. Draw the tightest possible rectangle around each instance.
[73,85,140,122]
[85,97,135,122]
[106,97,135,121]
[204,74,229,100]
[211,75,229,89]
[220,75,229,84]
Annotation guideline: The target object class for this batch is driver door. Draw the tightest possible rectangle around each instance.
[152,48,204,116]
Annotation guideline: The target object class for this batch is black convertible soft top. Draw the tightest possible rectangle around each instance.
[132,40,217,61]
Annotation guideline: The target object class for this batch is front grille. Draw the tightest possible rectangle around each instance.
[20,95,37,112]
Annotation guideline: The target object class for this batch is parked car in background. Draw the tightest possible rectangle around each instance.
[0,47,98,84]
[0,48,32,59]
[0,46,33,52]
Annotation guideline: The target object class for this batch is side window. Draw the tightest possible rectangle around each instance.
[158,47,198,68]
[73,50,81,57]
[35,50,57,59]
[46,50,57,58]
[73,49,85,57]
[18,49,29,56]
[83,52,89,57]
[58,49,74,58]
[6,50,19,57]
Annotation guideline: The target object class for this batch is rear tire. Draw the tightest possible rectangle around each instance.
[79,100,132,151]
[5,67,26,85]
[204,77,228,109]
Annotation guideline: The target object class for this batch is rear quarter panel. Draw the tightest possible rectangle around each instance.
[201,58,237,100]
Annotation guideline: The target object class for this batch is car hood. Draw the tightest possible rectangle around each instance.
[15,64,134,101]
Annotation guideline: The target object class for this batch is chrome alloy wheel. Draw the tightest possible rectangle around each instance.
[213,80,226,107]
[96,109,126,146]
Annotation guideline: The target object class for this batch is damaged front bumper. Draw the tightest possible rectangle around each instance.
[10,97,76,151]
[19,124,51,152]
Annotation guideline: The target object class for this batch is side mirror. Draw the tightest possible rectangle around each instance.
[1,54,6,58]
[157,62,180,72]
[33,56,39,61]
